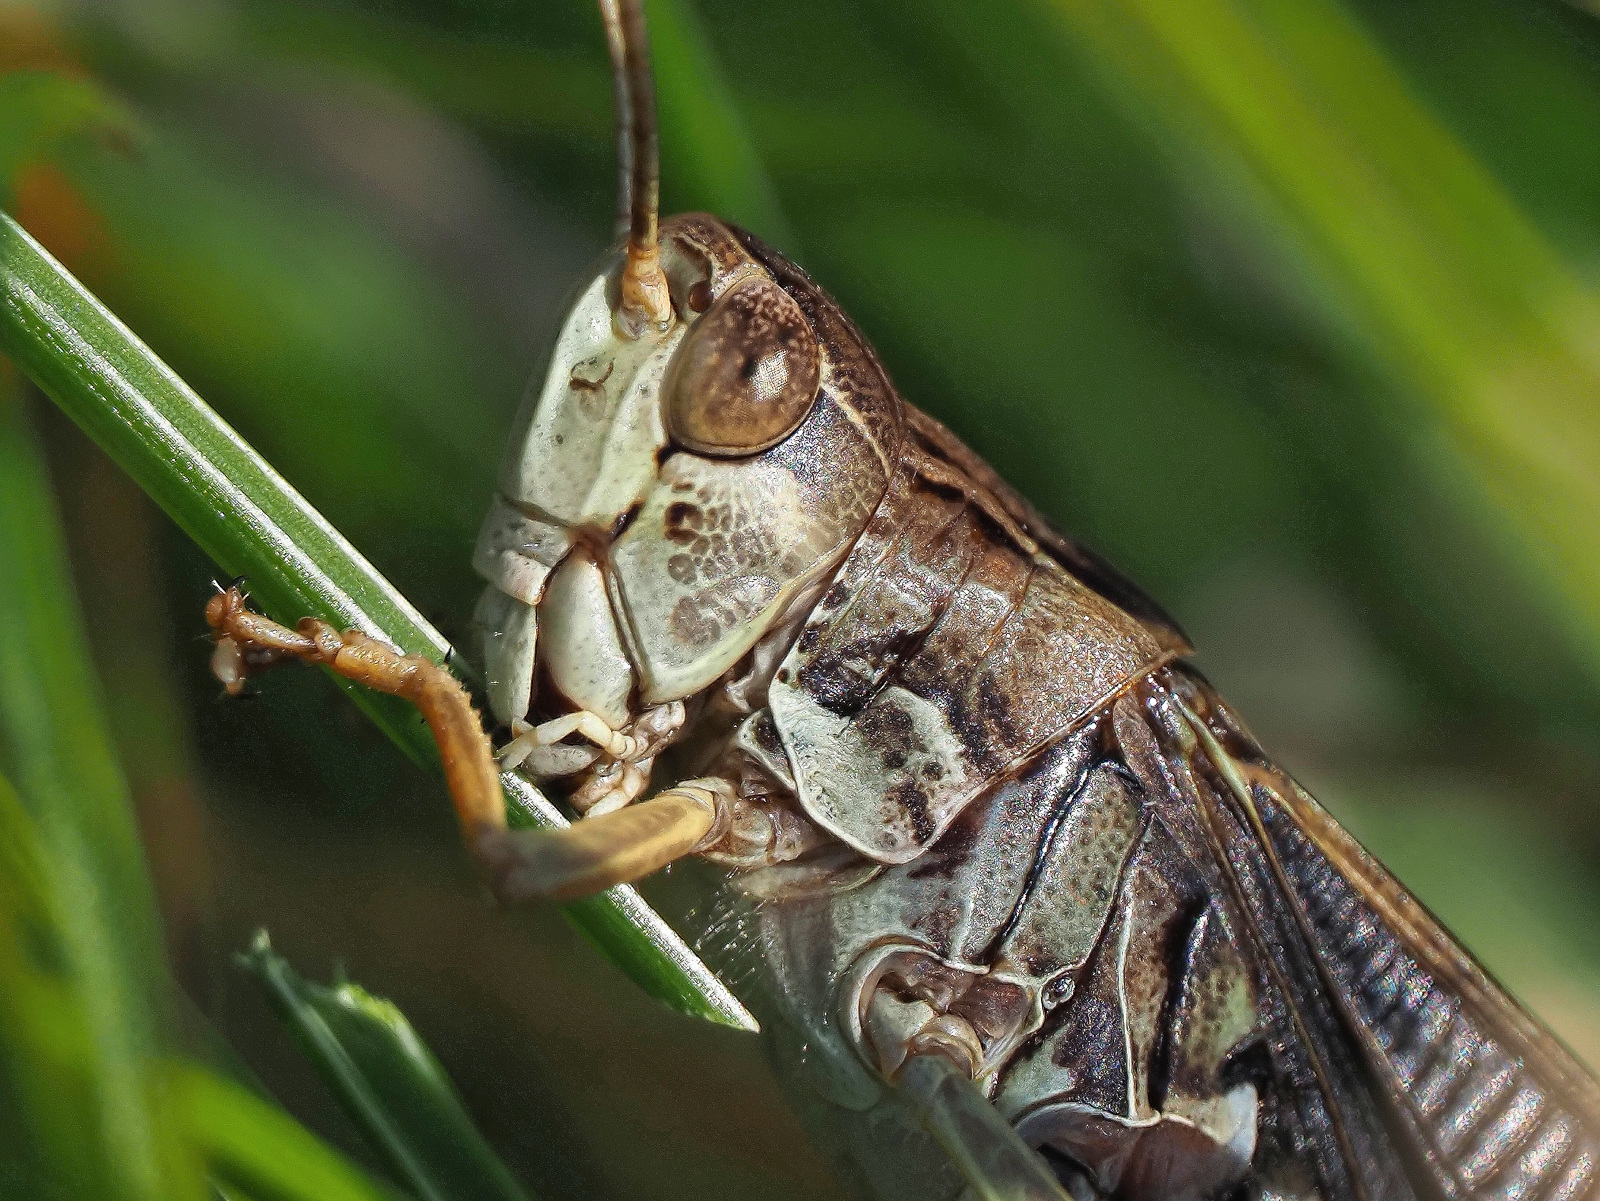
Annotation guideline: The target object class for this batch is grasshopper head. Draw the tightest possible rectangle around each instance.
[474,214,901,727]
[472,0,899,732]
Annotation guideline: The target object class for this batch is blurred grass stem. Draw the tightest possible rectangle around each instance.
[1050,0,1600,694]
[0,359,192,1200]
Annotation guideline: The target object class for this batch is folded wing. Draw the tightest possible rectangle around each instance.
[1145,667,1600,1201]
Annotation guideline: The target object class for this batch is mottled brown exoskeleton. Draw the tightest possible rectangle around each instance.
[208,2,1600,1198]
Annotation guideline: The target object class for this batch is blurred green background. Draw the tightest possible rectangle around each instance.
[3,0,1600,1196]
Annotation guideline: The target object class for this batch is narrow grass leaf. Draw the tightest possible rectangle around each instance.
[239,931,535,1201]
[1045,0,1600,694]
[0,361,205,1200]
[168,1062,406,1201]
[0,767,157,1199]
[0,353,400,1201]
[0,768,399,1201]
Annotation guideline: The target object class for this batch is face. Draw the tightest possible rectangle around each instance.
[474,214,902,729]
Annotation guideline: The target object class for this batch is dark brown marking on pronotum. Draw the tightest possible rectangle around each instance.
[903,800,981,882]
[887,776,935,845]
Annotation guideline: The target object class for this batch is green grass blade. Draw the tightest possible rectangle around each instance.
[1045,0,1600,693]
[499,774,753,1026]
[0,207,447,759]
[0,359,408,1201]
[0,212,754,1031]
[0,766,171,1199]
[168,1062,406,1201]
[0,767,399,1201]
[0,364,205,1201]
[239,932,535,1201]
[0,71,132,206]
[648,0,799,252]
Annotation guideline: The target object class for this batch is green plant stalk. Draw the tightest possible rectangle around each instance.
[240,931,535,1201]
[1048,0,1600,693]
[0,363,201,1200]
[647,0,799,252]
[0,757,401,1201]
[0,366,407,1201]
[0,212,754,1031]
[0,768,394,1201]
[0,764,180,1199]
[168,1062,406,1201]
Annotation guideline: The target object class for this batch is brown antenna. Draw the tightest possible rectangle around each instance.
[599,0,672,336]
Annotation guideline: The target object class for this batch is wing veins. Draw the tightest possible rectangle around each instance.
[1163,704,1373,1201]
[1180,700,1464,1201]
[1263,769,1600,1128]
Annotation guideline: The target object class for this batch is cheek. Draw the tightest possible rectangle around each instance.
[608,391,895,705]
[609,460,823,704]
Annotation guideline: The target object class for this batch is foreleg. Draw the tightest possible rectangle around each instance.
[207,586,505,841]
[476,777,733,902]
[206,587,728,902]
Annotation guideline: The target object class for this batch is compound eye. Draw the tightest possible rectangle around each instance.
[664,275,821,457]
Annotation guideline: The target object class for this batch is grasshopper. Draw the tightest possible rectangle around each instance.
[207,2,1600,1197]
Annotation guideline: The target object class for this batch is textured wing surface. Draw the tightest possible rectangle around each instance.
[1143,667,1600,1201]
